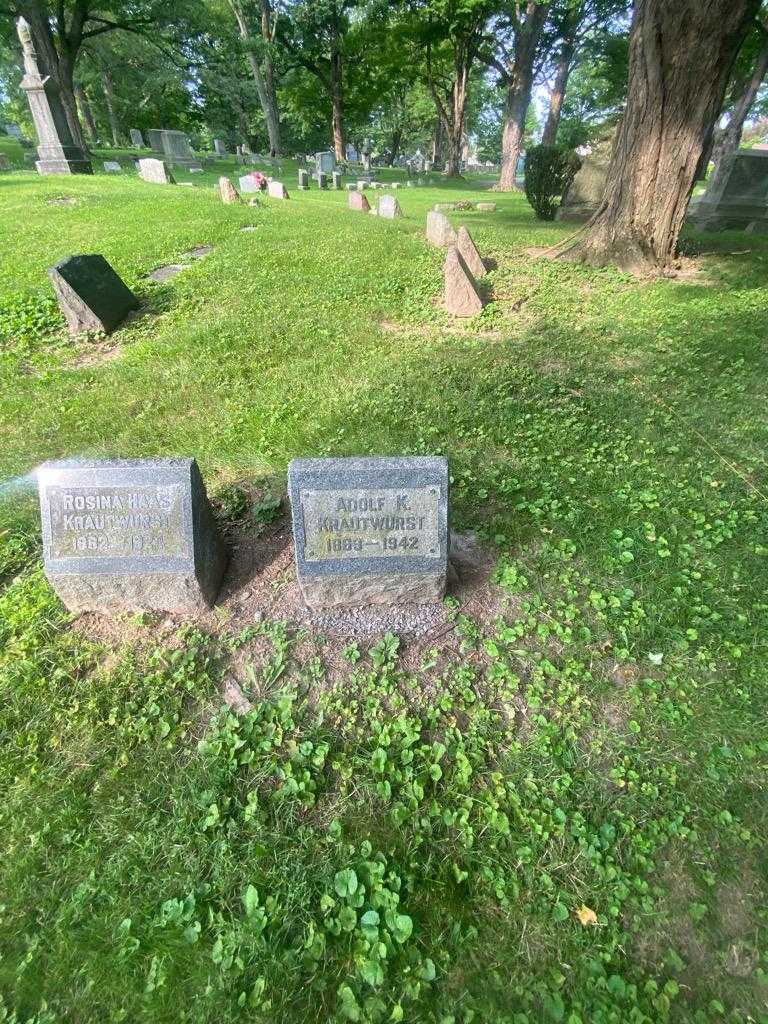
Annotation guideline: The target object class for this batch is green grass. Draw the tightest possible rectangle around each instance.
[0,160,767,1024]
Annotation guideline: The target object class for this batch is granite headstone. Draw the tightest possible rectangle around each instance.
[267,180,289,199]
[49,255,139,334]
[103,160,122,173]
[288,456,449,608]
[38,458,226,613]
[688,149,768,231]
[130,128,145,147]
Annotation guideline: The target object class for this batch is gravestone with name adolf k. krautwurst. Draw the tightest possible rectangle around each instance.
[288,456,449,608]
[38,458,227,613]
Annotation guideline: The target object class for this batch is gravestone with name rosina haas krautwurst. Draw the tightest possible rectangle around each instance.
[38,458,227,613]
[288,456,449,608]
[49,255,139,334]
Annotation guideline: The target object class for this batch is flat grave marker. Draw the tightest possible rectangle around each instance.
[288,456,449,608]
[38,458,226,613]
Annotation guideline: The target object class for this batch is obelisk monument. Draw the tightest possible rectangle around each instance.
[16,17,92,176]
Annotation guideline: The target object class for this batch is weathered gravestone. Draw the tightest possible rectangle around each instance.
[0,154,10,171]
[288,456,449,608]
[444,246,484,317]
[130,129,145,147]
[316,172,328,189]
[426,210,456,247]
[557,138,610,221]
[239,174,260,193]
[332,170,342,189]
[49,255,139,334]
[214,138,228,156]
[37,458,226,613]
[219,176,240,203]
[315,150,335,174]
[476,202,496,212]
[267,180,289,199]
[457,226,486,278]
[348,190,371,213]
[378,195,402,219]
[687,149,768,231]
[103,160,122,173]
[138,158,175,184]
[298,168,309,189]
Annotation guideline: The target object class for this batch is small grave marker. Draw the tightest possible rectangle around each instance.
[138,158,175,184]
[49,255,139,334]
[298,168,309,189]
[457,225,486,277]
[219,176,240,203]
[38,458,226,613]
[103,161,122,173]
[444,247,484,317]
[288,456,449,608]
[267,180,289,199]
[332,171,342,189]
[239,174,259,193]
[348,190,371,213]
[426,210,456,247]
[378,195,403,219]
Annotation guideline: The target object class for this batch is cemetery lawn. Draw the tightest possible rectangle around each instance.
[1,166,767,1024]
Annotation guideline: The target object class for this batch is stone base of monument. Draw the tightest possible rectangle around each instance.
[38,458,227,614]
[288,456,449,609]
[686,196,768,232]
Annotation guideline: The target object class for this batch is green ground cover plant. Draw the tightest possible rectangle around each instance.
[0,160,766,1023]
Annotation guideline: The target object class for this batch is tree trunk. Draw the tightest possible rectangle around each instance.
[102,70,121,146]
[17,0,87,152]
[567,0,760,272]
[496,1,550,190]
[432,118,445,165]
[330,27,345,162]
[259,0,281,155]
[541,42,574,146]
[708,28,768,192]
[75,82,97,144]
[443,51,470,177]
[230,0,281,156]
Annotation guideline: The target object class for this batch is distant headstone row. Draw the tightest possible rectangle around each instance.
[38,455,449,615]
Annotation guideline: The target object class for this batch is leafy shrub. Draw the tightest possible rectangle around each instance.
[524,144,581,221]
[0,290,62,350]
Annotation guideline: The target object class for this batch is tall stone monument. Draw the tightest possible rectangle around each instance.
[16,17,92,176]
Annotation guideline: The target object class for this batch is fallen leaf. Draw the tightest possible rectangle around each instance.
[575,905,598,927]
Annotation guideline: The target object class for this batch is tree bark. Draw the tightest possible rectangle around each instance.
[541,41,574,145]
[432,117,445,165]
[496,1,550,190]
[566,0,760,272]
[230,0,281,156]
[329,19,345,162]
[75,82,97,143]
[260,0,281,156]
[102,70,121,146]
[708,27,768,192]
